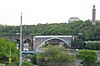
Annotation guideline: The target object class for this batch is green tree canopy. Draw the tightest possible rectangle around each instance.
[37,45,74,62]
[76,50,97,66]
[72,39,85,49]
[0,38,19,63]
[0,20,99,40]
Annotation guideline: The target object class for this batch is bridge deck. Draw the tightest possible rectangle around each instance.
[35,35,72,38]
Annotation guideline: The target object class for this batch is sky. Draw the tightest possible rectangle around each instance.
[0,0,100,25]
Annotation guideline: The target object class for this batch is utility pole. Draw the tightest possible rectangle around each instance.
[19,12,23,66]
[9,41,12,63]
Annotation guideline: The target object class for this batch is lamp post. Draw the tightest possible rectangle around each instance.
[45,57,48,66]
[76,49,80,66]
[9,41,12,63]
[8,37,12,64]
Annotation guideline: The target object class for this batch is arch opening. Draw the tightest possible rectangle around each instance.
[36,37,71,51]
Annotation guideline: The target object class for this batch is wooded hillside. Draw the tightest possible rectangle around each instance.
[0,20,100,40]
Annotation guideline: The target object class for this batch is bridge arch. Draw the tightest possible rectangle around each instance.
[36,37,71,51]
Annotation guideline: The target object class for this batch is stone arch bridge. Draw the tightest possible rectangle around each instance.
[0,35,73,51]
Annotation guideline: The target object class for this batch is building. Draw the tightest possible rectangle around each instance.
[68,17,80,23]
[92,5,100,26]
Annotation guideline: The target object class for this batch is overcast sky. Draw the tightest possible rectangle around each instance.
[0,0,100,25]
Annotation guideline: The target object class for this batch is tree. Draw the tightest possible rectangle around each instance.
[72,39,85,49]
[85,42,100,50]
[76,50,97,66]
[0,38,19,63]
[37,45,74,66]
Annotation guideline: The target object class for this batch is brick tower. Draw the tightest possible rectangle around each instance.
[92,5,96,25]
